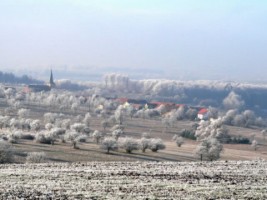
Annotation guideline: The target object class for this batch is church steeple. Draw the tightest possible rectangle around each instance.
[49,69,55,88]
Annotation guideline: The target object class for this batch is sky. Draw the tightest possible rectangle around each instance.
[0,0,267,81]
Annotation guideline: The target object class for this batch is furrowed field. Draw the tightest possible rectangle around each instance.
[1,160,267,199]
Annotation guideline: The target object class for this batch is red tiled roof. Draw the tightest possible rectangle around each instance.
[152,102,175,106]
[198,108,208,114]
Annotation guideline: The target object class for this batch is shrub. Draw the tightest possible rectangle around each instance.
[26,152,46,163]
[180,129,196,140]
[76,134,88,143]
[20,133,35,140]
[229,136,250,144]
[0,140,14,163]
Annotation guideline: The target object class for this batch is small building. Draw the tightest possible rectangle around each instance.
[197,108,209,120]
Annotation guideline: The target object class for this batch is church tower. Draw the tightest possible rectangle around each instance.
[49,70,56,88]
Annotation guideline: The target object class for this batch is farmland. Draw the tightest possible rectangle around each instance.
[0,160,267,199]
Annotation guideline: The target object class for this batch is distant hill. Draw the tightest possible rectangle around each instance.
[0,71,43,85]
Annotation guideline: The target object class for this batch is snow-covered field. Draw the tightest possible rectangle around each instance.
[0,160,267,199]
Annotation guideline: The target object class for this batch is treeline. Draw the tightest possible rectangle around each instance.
[0,71,43,85]
[102,74,267,116]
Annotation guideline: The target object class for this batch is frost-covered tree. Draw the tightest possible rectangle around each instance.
[195,118,229,143]
[0,116,10,129]
[61,119,71,130]
[9,118,21,129]
[7,131,21,144]
[92,130,103,144]
[223,91,244,110]
[222,109,238,125]
[148,138,166,152]
[44,113,58,124]
[45,123,54,130]
[17,108,30,119]
[176,106,185,120]
[35,131,56,145]
[175,136,184,147]
[30,120,41,132]
[118,137,139,153]
[114,105,125,125]
[64,131,80,149]
[126,104,135,119]
[71,123,85,133]
[251,139,259,151]
[162,117,171,132]
[112,129,124,141]
[83,113,91,127]
[195,138,223,161]
[101,137,118,154]
[242,110,256,127]
[139,138,151,153]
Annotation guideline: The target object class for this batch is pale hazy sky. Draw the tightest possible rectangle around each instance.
[0,0,267,81]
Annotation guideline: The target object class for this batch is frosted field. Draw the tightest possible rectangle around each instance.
[0,161,267,199]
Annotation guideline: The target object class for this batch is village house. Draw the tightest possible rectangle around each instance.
[197,108,209,120]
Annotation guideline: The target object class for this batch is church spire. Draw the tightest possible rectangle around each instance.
[49,69,55,88]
